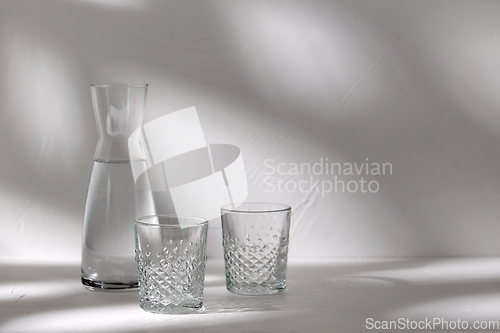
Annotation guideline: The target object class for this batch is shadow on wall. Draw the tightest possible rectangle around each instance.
[1,0,500,258]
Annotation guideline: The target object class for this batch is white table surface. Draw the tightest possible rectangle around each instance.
[2,258,500,333]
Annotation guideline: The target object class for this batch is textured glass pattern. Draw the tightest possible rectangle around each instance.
[221,203,291,295]
[135,216,208,314]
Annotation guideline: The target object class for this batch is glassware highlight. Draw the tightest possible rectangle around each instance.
[82,83,155,291]
[135,215,209,314]
[221,202,291,295]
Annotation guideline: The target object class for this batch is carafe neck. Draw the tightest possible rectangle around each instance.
[91,84,148,162]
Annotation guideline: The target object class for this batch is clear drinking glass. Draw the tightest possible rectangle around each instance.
[221,203,291,295]
[81,83,155,291]
[135,215,209,314]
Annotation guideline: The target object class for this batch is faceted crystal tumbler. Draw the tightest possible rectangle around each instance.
[221,203,291,295]
[134,215,208,314]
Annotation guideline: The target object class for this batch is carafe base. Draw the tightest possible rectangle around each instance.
[82,276,138,291]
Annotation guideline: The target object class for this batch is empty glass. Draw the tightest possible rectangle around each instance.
[134,215,208,314]
[221,203,291,295]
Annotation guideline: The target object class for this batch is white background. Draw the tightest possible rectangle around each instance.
[2,0,500,260]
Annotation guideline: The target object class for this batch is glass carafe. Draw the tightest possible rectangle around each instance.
[82,83,155,291]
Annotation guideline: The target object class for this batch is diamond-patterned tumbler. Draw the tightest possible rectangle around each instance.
[134,215,208,314]
[221,203,291,295]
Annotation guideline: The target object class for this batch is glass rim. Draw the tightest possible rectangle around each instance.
[135,214,208,228]
[221,202,291,214]
[91,83,148,88]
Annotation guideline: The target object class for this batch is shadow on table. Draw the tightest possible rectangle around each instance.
[2,259,500,333]
[0,262,138,327]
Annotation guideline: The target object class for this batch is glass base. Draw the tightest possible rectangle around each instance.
[82,276,138,291]
[226,282,286,295]
[140,301,203,314]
